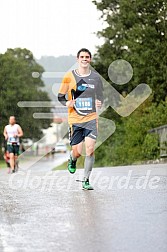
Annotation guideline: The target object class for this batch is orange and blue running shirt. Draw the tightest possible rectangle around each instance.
[58,69,103,125]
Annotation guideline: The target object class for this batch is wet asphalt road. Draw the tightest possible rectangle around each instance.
[0,160,167,252]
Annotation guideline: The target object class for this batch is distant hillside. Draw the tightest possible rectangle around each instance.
[37,55,76,72]
[36,55,76,101]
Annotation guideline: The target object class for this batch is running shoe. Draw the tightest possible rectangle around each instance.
[67,156,77,174]
[82,179,94,190]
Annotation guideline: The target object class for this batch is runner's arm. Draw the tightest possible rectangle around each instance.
[58,93,68,106]
[96,76,104,107]
[17,126,23,138]
[3,127,8,140]
[58,73,70,106]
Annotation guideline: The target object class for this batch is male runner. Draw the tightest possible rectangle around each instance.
[3,116,23,173]
[58,48,103,190]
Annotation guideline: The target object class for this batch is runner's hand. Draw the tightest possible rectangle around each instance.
[66,100,76,108]
[96,99,102,108]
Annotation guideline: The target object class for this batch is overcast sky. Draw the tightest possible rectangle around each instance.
[0,0,105,58]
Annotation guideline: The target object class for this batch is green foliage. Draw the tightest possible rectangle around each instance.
[118,100,165,164]
[95,100,167,165]
[0,48,51,157]
[93,0,167,101]
[92,0,167,165]
[142,133,159,160]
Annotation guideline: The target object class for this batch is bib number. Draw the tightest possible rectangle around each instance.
[75,97,93,111]
[9,137,17,143]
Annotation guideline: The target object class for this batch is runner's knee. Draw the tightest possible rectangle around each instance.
[9,153,14,158]
[72,149,81,158]
[86,146,94,156]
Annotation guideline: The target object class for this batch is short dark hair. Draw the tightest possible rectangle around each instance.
[77,48,92,58]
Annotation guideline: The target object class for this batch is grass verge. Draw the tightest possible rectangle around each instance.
[0,160,6,169]
[53,155,85,171]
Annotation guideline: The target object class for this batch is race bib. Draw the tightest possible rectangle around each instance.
[9,137,17,143]
[75,97,93,111]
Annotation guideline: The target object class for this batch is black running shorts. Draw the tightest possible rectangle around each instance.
[69,119,97,146]
[7,144,20,156]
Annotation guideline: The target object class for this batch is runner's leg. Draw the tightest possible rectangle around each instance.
[68,123,85,174]
[9,153,15,172]
[7,163,11,174]
[84,137,96,180]
[13,145,19,172]
[14,155,18,171]
[71,141,83,160]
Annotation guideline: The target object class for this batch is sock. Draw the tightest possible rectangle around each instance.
[70,150,77,161]
[84,156,95,181]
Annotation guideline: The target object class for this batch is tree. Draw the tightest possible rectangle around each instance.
[93,0,167,101]
[95,99,167,165]
[92,0,167,165]
[0,48,51,158]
